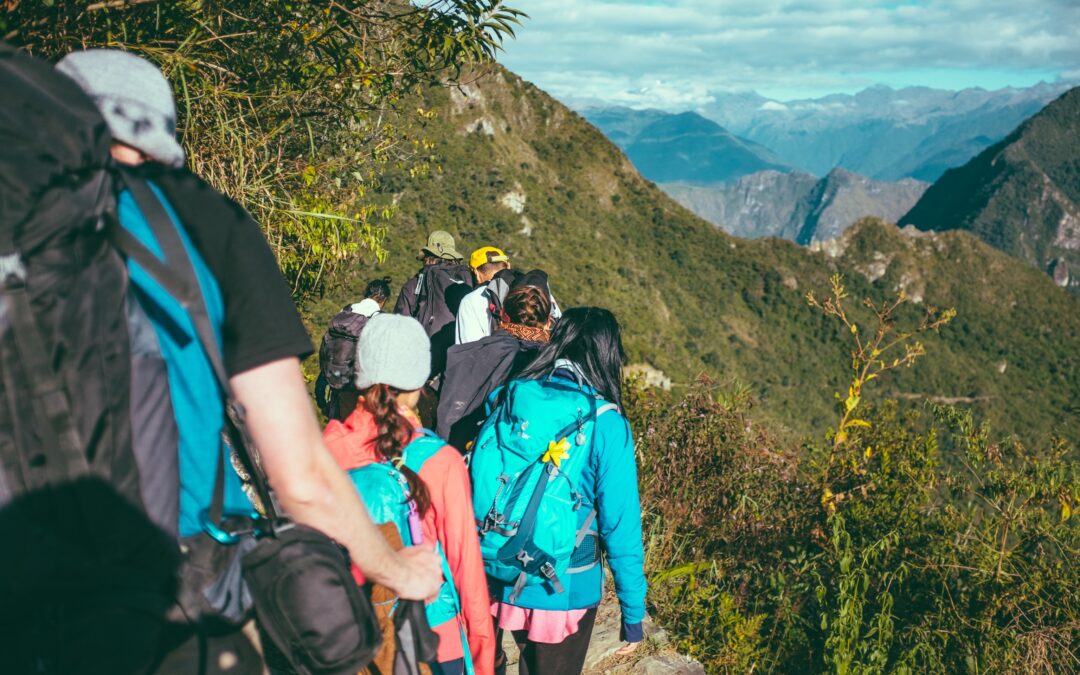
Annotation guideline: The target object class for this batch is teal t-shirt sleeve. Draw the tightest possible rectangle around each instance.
[594,411,648,629]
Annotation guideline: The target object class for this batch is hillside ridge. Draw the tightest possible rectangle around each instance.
[900,86,1080,292]
[308,65,1080,445]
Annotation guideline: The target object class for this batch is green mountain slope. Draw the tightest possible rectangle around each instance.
[901,87,1080,293]
[312,67,1080,445]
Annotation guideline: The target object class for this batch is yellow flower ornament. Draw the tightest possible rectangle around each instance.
[542,437,572,467]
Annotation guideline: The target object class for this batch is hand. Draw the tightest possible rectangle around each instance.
[387,543,442,600]
[615,641,640,657]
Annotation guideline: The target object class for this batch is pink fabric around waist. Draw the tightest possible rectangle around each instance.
[490,602,589,644]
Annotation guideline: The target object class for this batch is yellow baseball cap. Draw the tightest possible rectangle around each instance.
[469,246,510,269]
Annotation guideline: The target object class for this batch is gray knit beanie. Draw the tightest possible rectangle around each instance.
[56,49,185,168]
[355,314,431,391]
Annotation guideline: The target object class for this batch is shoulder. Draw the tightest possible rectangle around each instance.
[416,442,467,477]
[143,165,254,235]
[322,418,350,446]
[459,286,487,307]
[594,407,633,450]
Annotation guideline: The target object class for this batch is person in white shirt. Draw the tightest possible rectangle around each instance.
[456,246,512,345]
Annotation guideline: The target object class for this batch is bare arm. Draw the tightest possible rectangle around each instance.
[230,357,441,599]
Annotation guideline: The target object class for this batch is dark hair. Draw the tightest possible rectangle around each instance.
[363,276,392,304]
[518,307,626,407]
[503,286,551,327]
[360,383,431,516]
[476,260,510,278]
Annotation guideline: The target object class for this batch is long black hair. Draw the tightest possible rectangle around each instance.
[518,307,626,407]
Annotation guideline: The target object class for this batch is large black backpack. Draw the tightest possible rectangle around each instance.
[0,45,278,672]
[319,306,374,391]
[0,44,182,673]
[0,47,383,674]
[413,260,473,337]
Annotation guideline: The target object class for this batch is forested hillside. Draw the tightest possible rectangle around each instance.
[310,67,1080,445]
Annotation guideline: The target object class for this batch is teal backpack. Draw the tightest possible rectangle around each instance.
[347,430,473,673]
[470,376,618,601]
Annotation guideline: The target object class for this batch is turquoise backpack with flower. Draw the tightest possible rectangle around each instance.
[470,376,618,601]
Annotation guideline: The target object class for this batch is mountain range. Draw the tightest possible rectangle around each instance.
[304,66,1080,445]
[583,108,790,184]
[584,82,1072,183]
[701,83,1073,181]
[900,86,1080,293]
[662,168,927,243]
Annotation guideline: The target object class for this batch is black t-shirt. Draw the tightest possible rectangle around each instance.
[139,165,313,376]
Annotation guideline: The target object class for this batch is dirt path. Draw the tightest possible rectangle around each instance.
[499,598,703,674]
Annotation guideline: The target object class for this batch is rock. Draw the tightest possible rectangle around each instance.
[630,655,706,674]
[625,364,672,391]
[465,117,496,136]
[518,215,534,236]
[582,602,625,670]
[500,189,527,214]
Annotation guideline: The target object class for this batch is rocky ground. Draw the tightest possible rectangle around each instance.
[500,598,704,674]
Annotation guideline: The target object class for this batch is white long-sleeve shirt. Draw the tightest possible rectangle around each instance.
[455,284,492,345]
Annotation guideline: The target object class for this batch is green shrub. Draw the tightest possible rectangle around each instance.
[630,280,1080,673]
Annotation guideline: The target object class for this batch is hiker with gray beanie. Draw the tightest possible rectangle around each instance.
[325,313,496,675]
[55,48,442,672]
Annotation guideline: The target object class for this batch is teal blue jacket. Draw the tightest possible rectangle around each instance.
[490,375,647,641]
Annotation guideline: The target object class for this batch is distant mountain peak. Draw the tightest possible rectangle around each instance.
[583,108,792,184]
[661,168,927,244]
[900,86,1080,293]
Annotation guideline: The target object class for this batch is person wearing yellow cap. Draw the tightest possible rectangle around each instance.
[456,246,514,345]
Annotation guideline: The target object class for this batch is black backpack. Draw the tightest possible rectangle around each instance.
[319,307,375,391]
[0,47,382,674]
[413,260,473,337]
[0,43,176,673]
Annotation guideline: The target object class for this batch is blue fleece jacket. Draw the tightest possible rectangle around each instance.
[491,375,648,642]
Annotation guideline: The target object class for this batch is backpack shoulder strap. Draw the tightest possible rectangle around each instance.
[402,429,446,473]
[108,171,276,527]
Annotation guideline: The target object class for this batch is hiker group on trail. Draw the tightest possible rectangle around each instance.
[0,45,646,675]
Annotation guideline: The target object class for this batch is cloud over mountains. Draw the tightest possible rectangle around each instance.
[500,0,1080,106]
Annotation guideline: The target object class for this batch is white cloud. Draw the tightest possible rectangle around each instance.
[759,101,789,111]
[497,0,1080,107]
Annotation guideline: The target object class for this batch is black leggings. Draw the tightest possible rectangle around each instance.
[511,608,598,675]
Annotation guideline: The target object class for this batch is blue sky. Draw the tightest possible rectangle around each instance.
[497,0,1080,107]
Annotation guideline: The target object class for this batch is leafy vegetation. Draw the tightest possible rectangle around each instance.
[5,0,523,299]
[8,7,1077,671]
[628,281,1079,673]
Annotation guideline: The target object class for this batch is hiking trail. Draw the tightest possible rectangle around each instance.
[500,597,704,674]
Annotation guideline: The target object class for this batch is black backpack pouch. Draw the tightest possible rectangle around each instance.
[242,522,381,675]
[392,599,439,675]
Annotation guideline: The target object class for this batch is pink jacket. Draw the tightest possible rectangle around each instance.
[324,405,494,673]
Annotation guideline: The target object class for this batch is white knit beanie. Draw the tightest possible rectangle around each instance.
[56,49,185,168]
[355,313,431,391]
